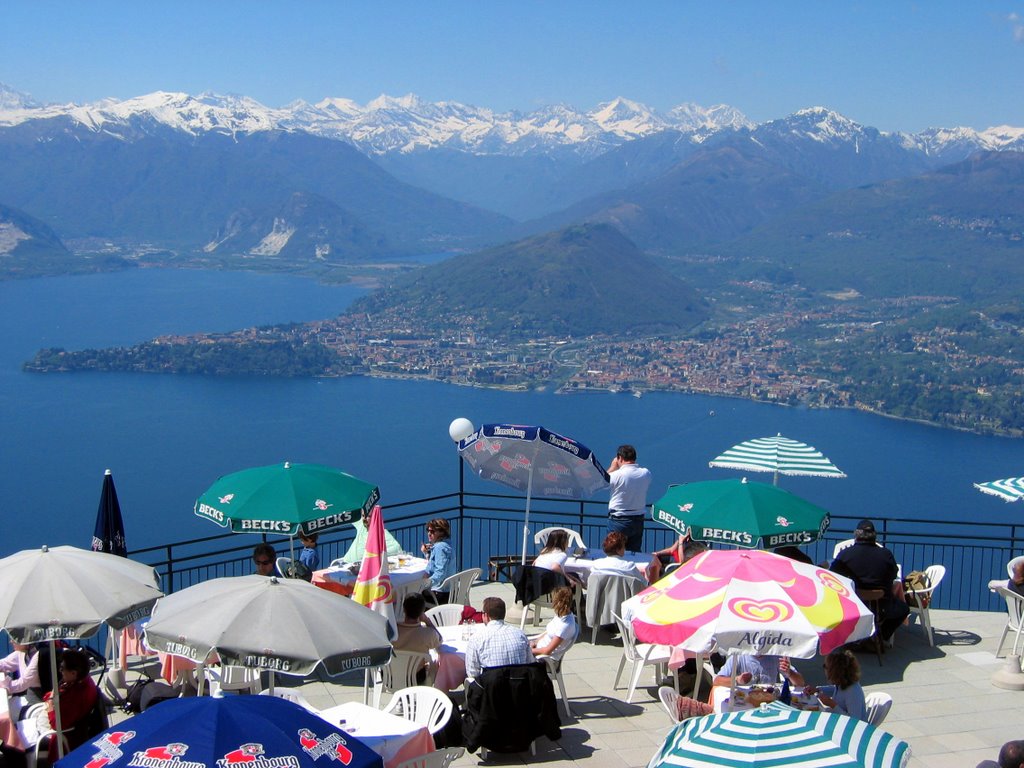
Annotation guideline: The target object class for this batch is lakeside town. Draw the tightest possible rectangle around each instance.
[28,278,1024,436]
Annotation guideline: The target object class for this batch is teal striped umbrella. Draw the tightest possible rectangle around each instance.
[650,702,910,768]
[974,477,1024,502]
[710,434,846,485]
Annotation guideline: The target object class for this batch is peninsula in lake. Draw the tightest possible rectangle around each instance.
[26,224,1024,437]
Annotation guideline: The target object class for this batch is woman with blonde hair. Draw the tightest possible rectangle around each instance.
[804,649,866,720]
[530,586,577,660]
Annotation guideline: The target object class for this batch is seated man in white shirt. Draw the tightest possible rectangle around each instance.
[465,597,533,679]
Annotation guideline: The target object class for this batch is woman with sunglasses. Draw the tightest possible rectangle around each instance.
[421,518,455,604]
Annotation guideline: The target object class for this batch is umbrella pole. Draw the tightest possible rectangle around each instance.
[50,639,64,759]
[269,670,275,695]
[521,470,535,566]
[692,652,705,700]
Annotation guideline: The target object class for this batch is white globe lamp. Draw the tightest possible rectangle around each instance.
[449,417,475,443]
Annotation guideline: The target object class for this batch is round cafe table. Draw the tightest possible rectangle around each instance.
[432,623,482,691]
[313,557,431,604]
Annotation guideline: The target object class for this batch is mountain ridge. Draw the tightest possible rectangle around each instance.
[4,82,1020,160]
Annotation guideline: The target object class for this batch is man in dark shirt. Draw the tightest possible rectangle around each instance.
[830,519,909,642]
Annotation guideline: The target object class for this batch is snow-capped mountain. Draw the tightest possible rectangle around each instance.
[0,83,39,111]
[0,83,753,155]
[2,82,1020,161]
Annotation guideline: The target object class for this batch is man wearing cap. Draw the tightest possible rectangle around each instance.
[830,520,909,642]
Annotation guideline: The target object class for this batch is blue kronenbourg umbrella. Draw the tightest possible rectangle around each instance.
[55,695,382,768]
[92,469,127,557]
[458,424,609,564]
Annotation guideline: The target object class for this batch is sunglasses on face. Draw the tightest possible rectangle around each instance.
[254,559,272,566]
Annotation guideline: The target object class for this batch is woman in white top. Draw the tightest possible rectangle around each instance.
[530,587,577,660]
[534,529,570,572]
[591,531,660,583]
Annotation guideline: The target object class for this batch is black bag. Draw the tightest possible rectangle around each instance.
[124,678,178,713]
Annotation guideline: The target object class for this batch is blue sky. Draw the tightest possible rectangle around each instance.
[3,1,1022,132]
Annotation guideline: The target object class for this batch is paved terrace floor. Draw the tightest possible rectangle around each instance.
[114,582,1022,768]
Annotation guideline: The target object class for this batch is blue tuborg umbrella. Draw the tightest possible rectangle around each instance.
[92,469,128,557]
[458,423,609,564]
[56,695,382,768]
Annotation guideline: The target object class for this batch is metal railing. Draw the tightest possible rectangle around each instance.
[130,487,1023,614]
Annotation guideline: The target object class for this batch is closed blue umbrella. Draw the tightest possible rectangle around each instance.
[92,469,127,557]
[56,695,382,768]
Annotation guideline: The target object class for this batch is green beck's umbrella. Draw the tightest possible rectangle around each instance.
[653,477,830,549]
[195,462,380,537]
[650,701,910,768]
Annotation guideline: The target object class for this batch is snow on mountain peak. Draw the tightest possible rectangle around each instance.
[366,93,425,112]
[774,107,866,143]
[0,83,1018,161]
[668,102,752,132]
[590,97,665,138]
[0,82,41,110]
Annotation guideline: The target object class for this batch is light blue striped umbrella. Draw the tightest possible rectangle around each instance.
[974,477,1024,502]
[649,702,910,768]
[710,434,846,485]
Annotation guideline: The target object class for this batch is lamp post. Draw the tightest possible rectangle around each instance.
[449,418,475,567]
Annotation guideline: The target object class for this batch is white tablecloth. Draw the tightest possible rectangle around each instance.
[432,624,480,691]
[314,557,431,602]
[319,701,434,768]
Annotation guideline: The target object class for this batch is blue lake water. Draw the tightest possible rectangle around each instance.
[3,269,1024,556]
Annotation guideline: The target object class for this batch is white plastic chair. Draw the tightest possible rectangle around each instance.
[425,603,466,627]
[994,585,1024,658]
[383,686,453,735]
[18,703,69,768]
[394,748,465,768]
[658,685,682,724]
[534,527,586,550]
[258,687,319,713]
[832,539,856,559]
[611,612,675,703]
[205,665,263,696]
[865,691,893,726]
[372,651,432,709]
[438,568,480,606]
[906,564,946,646]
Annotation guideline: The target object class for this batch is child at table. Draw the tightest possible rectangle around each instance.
[804,649,866,720]
[298,533,320,572]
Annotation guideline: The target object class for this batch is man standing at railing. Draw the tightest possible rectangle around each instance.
[606,444,651,552]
